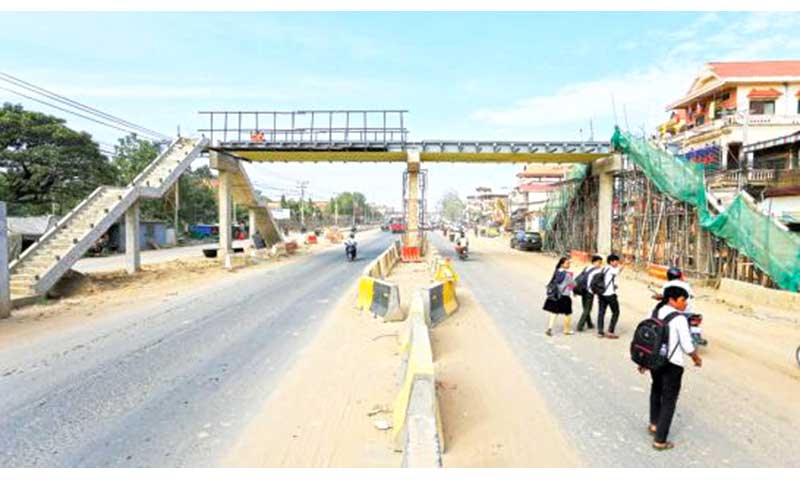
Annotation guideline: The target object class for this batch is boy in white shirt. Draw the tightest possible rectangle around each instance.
[597,254,622,339]
[639,284,703,450]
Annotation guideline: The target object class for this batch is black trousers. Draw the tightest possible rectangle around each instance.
[597,294,620,334]
[576,294,595,330]
[649,363,684,443]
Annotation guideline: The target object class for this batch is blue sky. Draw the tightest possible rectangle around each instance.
[3,12,800,208]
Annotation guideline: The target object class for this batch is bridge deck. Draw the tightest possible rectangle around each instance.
[210,140,611,164]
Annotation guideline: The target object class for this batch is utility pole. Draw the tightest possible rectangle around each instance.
[174,181,180,236]
[298,181,309,227]
[0,202,10,319]
[334,197,339,226]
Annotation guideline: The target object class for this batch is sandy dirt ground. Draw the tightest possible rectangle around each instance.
[224,250,578,467]
[434,281,580,467]
[471,234,800,425]
[221,276,404,467]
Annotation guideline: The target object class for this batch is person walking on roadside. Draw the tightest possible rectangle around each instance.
[575,255,604,332]
[544,256,576,336]
[596,253,623,339]
[638,284,702,450]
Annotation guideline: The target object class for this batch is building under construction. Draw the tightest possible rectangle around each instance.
[545,130,800,291]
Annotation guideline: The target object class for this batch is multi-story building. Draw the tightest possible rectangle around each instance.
[511,165,570,231]
[662,60,800,171]
[466,187,509,227]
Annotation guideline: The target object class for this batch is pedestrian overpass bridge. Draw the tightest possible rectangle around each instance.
[200,109,612,164]
[201,109,617,266]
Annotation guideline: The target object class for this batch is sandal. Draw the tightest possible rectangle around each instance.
[647,425,657,435]
[652,441,674,451]
[606,333,619,339]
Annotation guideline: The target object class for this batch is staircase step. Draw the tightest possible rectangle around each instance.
[11,274,38,282]
[10,286,34,296]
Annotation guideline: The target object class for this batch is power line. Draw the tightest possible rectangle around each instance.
[0,85,164,140]
[0,71,170,140]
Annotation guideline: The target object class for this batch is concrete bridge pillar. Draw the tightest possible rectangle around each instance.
[210,151,236,268]
[248,208,258,238]
[218,169,233,267]
[593,154,622,256]
[405,151,421,247]
[125,200,141,274]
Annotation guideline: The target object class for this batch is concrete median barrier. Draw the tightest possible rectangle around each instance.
[363,241,402,279]
[421,279,459,327]
[393,293,444,467]
[356,275,404,322]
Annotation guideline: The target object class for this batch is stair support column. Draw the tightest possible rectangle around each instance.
[218,170,233,268]
[125,200,141,274]
[248,208,258,238]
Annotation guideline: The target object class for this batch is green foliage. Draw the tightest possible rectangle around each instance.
[111,133,161,186]
[176,165,218,227]
[439,190,465,222]
[325,191,376,221]
[0,102,116,215]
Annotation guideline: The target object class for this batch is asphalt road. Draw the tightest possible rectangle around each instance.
[0,232,395,467]
[431,233,798,468]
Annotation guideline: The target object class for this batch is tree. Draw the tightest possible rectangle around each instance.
[108,134,169,221]
[0,103,116,215]
[110,133,161,186]
[440,190,466,223]
[176,166,217,227]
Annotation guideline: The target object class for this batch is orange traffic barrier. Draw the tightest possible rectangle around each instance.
[570,250,591,264]
[401,245,422,263]
[647,263,669,280]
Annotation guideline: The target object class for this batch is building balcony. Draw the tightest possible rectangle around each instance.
[669,114,800,145]
[706,168,800,189]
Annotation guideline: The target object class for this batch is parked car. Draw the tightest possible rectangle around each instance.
[510,231,543,251]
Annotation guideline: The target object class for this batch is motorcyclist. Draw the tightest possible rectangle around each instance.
[455,230,469,254]
[660,267,694,313]
[345,233,357,259]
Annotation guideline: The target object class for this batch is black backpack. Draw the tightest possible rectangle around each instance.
[589,267,609,295]
[630,309,682,370]
[573,267,596,296]
[545,279,561,301]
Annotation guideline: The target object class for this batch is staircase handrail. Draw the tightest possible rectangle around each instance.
[9,185,107,271]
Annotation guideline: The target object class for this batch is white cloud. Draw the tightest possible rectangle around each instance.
[470,12,800,138]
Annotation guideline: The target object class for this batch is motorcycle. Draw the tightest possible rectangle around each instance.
[455,245,469,261]
[649,286,708,348]
[687,313,708,347]
[345,243,357,261]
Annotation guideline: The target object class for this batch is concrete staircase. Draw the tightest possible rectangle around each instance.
[9,137,208,299]
[706,186,738,214]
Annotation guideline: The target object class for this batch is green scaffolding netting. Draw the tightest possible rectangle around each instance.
[543,164,588,230]
[611,127,800,292]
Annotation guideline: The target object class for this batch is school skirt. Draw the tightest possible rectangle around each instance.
[543,295,573,315]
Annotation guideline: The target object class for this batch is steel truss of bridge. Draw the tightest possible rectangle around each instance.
[199,109,612,164]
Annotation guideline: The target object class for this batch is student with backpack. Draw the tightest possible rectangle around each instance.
[574,255,603,332]
[594,253,622,339]
[631,284,702,451]
[543,256,576,336]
